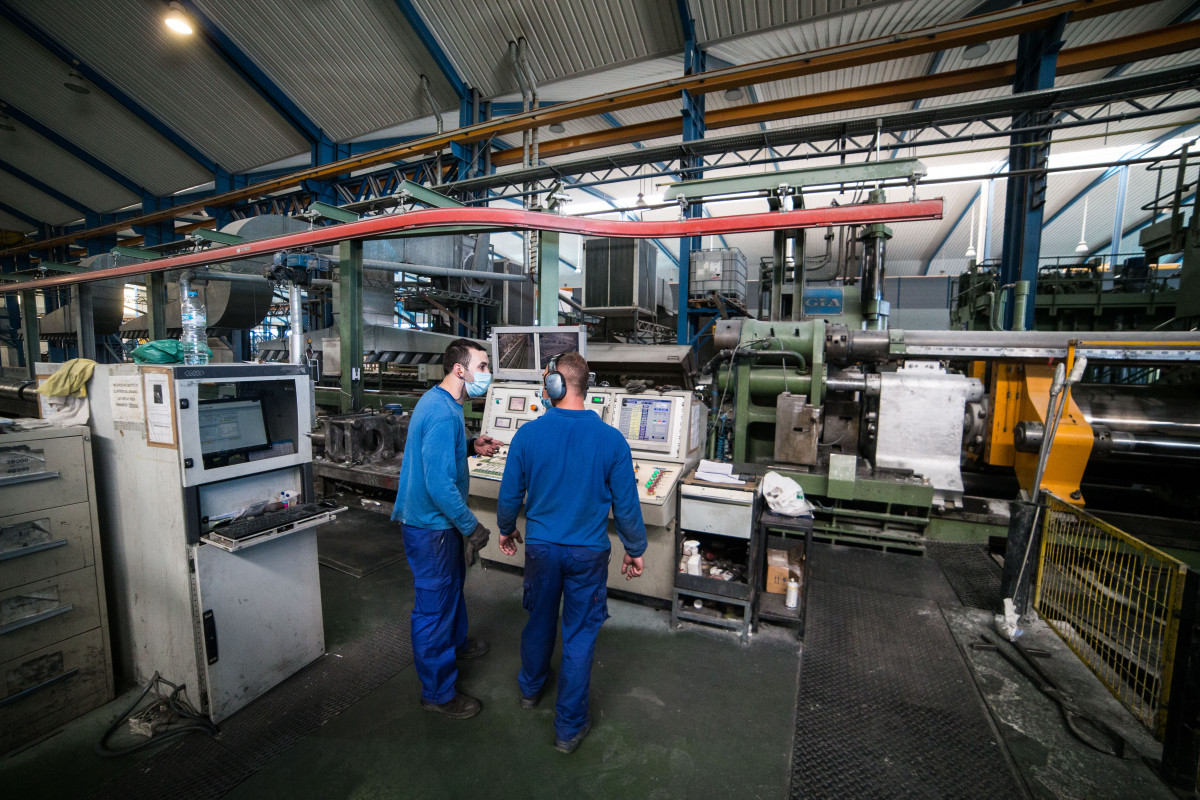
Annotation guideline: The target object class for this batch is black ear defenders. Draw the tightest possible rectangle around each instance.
[545,355,567,402]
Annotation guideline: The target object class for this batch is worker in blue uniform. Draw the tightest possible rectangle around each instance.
[496,352,647,753]
[392,338,500,719]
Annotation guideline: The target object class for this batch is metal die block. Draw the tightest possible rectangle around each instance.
[0,627,110,754]
[0,567,102,662]
[774,393,822,466]
[873,362,984,510]
[0,503,95,591]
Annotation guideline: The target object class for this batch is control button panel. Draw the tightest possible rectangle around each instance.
[633,460,677,507]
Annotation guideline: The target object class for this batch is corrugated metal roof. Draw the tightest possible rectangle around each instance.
[0,169,84,226]
[410,0,683,97]
[1,123,140,213]
[8,0,307,173]
[191,0,456,142]
[0,18,213,196]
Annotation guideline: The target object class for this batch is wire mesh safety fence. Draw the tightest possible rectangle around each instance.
[1034,493,1189,739]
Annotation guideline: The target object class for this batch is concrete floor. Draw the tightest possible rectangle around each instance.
[2,514,802,800]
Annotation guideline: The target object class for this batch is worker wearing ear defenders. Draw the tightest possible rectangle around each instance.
[496,351,647,753]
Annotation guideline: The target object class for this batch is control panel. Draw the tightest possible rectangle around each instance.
[633,458,680,508]
[469,445,510,481]
[480,383,546,445]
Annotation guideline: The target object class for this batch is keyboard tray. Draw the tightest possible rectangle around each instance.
[202,505,346,552]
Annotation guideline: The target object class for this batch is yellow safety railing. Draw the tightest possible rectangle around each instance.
[1034,493,1189,738]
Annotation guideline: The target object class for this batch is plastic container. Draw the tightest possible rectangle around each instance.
[181,290,209,365]
[785,578,800,609]
[689,248,748,304]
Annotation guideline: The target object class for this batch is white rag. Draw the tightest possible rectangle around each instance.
[762,471,813,517]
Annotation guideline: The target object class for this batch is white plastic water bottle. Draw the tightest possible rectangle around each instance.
[181,290,208,365]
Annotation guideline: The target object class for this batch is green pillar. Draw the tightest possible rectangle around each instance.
[70,283,96,361]
[147,272,167,341]
[338,239,363,413]
[537,231,560,326]
[20,290,39,379]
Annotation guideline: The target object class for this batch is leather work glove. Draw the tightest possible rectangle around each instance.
[464,523,491,567]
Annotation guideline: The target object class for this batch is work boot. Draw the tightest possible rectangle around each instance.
[420,693,482,719]
[520,669,553,709]
[456,638,490,659]
[554,720,591,754]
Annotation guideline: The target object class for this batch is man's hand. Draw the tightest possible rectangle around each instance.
[499,529,523,557]
[464,522,491,567]
[473,435,501,457]
[621,553,644,580]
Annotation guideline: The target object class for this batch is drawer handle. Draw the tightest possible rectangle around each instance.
[0,667,79,709]
[0,471,61,488]
[0,603,75,635]
[0,539,68,563]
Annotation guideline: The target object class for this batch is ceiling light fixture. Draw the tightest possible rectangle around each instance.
[965,198,978,260]
[635,192,649,208]
[548,122,565,133]
[723,87,744,102]
[63,69,90,94]
[165,1,194,35]
[963,42,990,61]
[1075,196,1090,254]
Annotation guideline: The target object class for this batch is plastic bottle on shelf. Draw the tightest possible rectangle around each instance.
[785,578,800,609]
[180,290,209,365]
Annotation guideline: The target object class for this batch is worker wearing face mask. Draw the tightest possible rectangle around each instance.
[391,338,501,719]
[496,352,647,753]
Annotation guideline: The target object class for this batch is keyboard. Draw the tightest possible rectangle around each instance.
[212,503,325,541]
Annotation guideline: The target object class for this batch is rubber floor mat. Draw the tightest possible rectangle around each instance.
[925,541,1003,612]
[807,542,961,605]
[790,578,1023,799]
[316,508,406,578]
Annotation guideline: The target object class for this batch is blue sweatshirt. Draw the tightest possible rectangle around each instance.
[497,407,647,557]
[391,386,478,535]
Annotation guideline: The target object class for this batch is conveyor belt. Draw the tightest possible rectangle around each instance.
[790,544,1023,799]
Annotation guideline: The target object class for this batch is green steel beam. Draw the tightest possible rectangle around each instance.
[38,261,91,274]
[309,201,360,224]
[111,245,163,261]
[398,179,465,208]
[663,158,927,200]
[193,228,244,245]
[537,232,560,326]
[339,239,364,413]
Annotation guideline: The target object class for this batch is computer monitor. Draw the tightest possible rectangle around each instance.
[198,399,271,464]
[490,326,587,382]
[615,395,678,455]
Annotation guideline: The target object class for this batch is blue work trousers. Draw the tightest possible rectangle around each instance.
[520,543,610,741]
[402,524,468,705]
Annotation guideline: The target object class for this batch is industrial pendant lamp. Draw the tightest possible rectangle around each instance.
[1075,196,1090,254]
[964,199,978,260]
[63,69,89,94]
[164,2,194,35]
[724,87,744,102]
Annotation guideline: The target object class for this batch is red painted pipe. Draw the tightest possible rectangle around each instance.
[1,200,942,294]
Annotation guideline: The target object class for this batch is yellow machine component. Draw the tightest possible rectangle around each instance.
[984,362,1024,467]
[1014,364,1093,504]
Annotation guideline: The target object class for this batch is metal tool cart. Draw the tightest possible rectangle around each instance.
[755,512,814,637]
[671,471,761,643]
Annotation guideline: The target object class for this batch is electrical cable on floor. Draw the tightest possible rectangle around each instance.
[95,672,219,758]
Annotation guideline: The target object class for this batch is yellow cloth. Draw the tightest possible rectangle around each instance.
[35,358,97,398]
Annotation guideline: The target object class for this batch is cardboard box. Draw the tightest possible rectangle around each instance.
[765,549,789,594]
[764,546,805,594]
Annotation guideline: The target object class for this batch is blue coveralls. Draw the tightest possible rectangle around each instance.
[497,406,647,740]
[391,386,479,705]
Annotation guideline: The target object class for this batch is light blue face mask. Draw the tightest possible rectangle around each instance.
[464,369,491,398]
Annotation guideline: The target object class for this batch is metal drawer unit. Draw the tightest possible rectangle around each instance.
[0,426,112,754]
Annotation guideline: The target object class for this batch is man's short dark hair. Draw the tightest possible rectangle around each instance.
[554,352,590,396]
[444,338,487,373]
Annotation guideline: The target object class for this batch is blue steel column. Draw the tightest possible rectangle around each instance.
[1109,164,1129,260]
[136,195,176,341]
[677,0,705,344]
[999,12,1066,330]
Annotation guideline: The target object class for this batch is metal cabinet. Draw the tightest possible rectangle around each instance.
[0,425,113,754]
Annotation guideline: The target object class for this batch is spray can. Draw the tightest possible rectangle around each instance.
[785,578,800,609]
